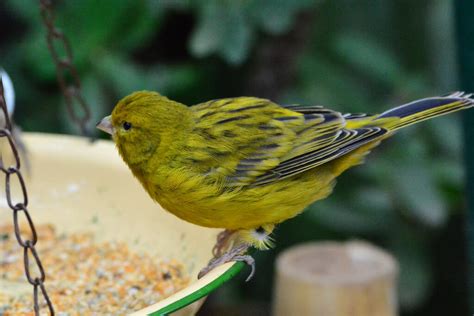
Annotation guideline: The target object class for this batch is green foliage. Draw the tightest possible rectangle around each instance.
[333,33,404,86]
[390,228,433,310]
[190,2,252,65]
[0,0,466,314]
[188,0,317,64]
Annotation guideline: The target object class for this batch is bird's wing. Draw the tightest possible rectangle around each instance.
[188,97,300,184]
[251,105,387,186]
[189,98,387,187]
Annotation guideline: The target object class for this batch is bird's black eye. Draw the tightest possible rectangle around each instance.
[123,121,132,130]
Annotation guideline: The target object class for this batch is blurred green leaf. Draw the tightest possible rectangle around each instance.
[22,0,158,80]
[189,2,252,65]
[426,115,463,156]
[309,186,393,235]
[391,163,447,227]
[189,0,316,64]
[97,54,199,98]
[390,230,433,309]
[395,73,432,98]
[5,0,41,23]
[23,33,57,81]
[290,54,371,109]
[432,160,463,188]
[152,0,192,11]
[249,0,316,34]
[310,200,380,234]
[98,54,158,93]
[333,33,403,86]
[111,4,161,52]
[59,0,158,60]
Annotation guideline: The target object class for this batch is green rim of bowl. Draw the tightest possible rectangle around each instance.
[148,261,245,315]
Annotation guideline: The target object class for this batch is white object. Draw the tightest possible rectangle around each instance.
[0,68,15,116]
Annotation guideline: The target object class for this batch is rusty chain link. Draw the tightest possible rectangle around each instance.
[39,0,92,137]
[0,1,94,314]
[0,80,55,315]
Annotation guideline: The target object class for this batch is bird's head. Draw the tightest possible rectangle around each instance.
[97,91,190,166]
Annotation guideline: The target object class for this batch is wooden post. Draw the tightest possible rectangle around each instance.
[273,241,398,316]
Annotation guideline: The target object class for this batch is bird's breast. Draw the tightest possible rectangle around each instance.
[143,166,337,230]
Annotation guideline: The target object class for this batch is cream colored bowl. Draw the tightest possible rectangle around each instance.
[0,133,242,315]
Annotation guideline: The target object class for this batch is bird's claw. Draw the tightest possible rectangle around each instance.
[198,244,255,281]
[232,254,255,282]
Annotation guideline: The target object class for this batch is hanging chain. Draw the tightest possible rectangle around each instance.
[39,0,92,137]
[0,1,94,314]
[0,80,55,315]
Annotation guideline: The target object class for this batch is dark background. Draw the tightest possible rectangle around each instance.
[0,1,469,315]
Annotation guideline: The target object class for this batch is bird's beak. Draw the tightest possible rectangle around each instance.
[96,115,114,135]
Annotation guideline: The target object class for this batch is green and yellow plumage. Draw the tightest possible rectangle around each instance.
[104,91,473,250]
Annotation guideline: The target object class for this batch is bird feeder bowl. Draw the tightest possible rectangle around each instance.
[0,133,243,315]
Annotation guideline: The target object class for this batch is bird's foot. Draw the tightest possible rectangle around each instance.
[231,254,255,282]
[198,243,255,281]
[212,229,235,257]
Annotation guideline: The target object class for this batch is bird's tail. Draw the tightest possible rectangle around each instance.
[371,92,473,131]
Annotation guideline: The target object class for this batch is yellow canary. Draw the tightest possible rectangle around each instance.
[97,91,472,278]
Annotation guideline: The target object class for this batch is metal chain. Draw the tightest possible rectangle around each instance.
[0,1,95,314]
[0,80,55,315]
[39,0,92,137]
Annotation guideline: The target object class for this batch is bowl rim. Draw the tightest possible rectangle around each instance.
[149,262,244,315]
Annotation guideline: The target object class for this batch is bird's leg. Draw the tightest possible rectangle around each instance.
[198,243,255,281]
[212,229,235,257]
